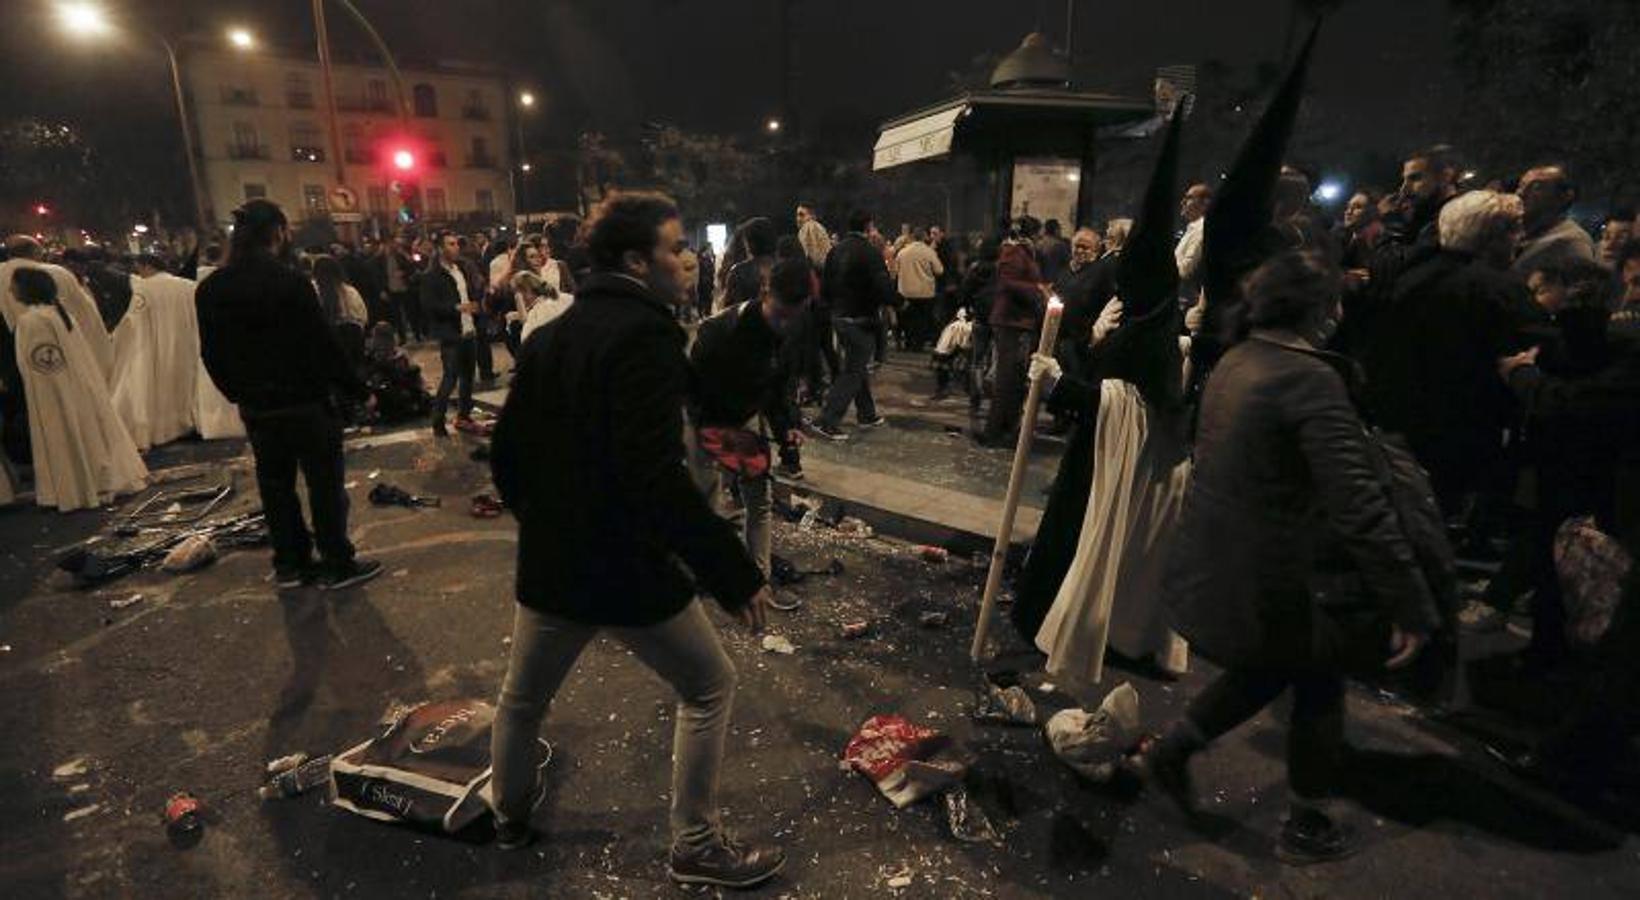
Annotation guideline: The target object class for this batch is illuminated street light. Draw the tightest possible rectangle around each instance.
[34,204,50,216]
[392,149,416,171]
[132,224,150,234]
[766,117,782,133]
[519,91,536,108]
[1315,180,1344,203]
[227,27,255,50]
[57,2,111,36]
[520,162,533,173]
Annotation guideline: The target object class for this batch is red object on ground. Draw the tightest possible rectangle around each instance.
[840,715,971,808]
[164,792,203,832]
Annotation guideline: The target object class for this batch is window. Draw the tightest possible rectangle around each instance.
[468,136,493,167]
[476,189,495,214]
[290,121,324,162]
[462,88,488,120]
[302,184,329,216]
[221,84,258,105]
[412,83,438,117]
[425,188,447,217]
[342,124,368,164]
[286,72,313,109]
[366,79,389,112]
[230,121,263,159]
[243,183,268,201]
[368,185,390,215]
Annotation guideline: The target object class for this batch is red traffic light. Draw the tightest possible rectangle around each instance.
[391,149,415,172]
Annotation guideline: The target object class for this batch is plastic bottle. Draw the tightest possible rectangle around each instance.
[258,755,334,800]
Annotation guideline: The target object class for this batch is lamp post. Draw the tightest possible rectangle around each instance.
[515,91,536,215]
[57,3,255,232]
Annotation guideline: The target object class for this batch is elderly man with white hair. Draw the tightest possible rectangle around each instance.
[1357,189,1540,516]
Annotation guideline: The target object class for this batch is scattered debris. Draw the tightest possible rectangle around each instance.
[367,470,381,480]
[912,545,949,563]
[52,758,89,779]
[390,569,410,578]
[761,634,797,655]
[344,481,358,490]
[58,511,268,588]
[63,803,102,823]
[258,755,333,800]
[918,611,948,628]
[840,620,871,639]
[161,535,218,573]
[109,594,144,610]
[886,871,913,889]
[944,786,1000,843]
[836,517,874,538]
[973,683,1038,726]
[368,483,440,508]
[1044,682,1142,783]
[841,715,972,808]
[163,792,203,834]
[470,494,504,519]
[265,753,310,776]
[769,554,844,586]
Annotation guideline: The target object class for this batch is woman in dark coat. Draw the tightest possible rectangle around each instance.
[1146,251,1441,865]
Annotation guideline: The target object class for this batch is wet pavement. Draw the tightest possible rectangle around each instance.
[1,391,1637,898]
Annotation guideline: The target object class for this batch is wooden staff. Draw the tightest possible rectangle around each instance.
[971,295,1063,661]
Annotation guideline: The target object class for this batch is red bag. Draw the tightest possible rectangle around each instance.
[840,715,971,808]
[697,426,771,478]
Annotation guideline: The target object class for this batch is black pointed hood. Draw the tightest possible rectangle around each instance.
[1200,20,1322,313]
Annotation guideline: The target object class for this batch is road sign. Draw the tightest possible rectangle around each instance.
[330,185,359,212]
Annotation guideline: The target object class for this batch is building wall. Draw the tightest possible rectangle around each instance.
[186,49,514,231]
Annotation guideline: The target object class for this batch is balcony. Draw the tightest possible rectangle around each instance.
[461,105,491,121]
[227,143,270,160]
[287,91,315,110]
[465,153,497,169]
[221,88,259,106]
[291,145,327,163]
[337,96,393,114]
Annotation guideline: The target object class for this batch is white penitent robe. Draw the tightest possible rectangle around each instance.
[15,304,147,511]
[194,357,245,439]
[131,272,201,446]
[1035,381,1192,686]
[109,283,156,450]
[0,259,114,384]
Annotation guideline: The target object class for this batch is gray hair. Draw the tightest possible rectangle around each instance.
[1438,190,1522,255]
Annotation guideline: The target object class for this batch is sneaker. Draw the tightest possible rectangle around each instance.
[776,461,805,481]
[668,834,785,889]
[1276,807,1360,865]
[808,421,850,442]
[768,592,803,612]
[1456,599,1504,633]
[857,415,887,429]
[274,564,315,590]
[319,558,384,591]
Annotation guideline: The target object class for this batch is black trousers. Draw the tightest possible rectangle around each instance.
[984,326,1034,440]
[1186,668,1345,799]
[818,318,879,428]
[433,336,476,422]
[243,403,354,573]
[806,307,840,391]
[473,314,498,380]
[391,290,421,342]
[901,297,935,352]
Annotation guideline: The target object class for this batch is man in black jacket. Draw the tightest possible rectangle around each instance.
[196,200,381,591]
[812,210,895,441]
[422,230,481,436]
[689,257,807,608]
[488,191,783,888]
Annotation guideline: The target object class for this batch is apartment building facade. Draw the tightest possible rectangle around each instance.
[186,48,515,231]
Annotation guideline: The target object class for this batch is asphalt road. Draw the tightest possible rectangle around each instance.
[1,427,1636,899]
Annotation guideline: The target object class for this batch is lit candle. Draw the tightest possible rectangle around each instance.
[1037,294,1064,354]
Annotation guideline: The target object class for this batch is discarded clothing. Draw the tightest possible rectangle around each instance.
[1044,682,1141,782]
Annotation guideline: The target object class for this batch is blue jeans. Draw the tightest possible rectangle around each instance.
[818,318,879,428]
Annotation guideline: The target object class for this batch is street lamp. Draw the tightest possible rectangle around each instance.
[56,3,255,231]
[520,162,532,173]
[519,91,536,108]
[766,117,782,133]
[57,2,110,35]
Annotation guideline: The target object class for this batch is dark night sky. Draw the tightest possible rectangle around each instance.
[1,0,1458,218]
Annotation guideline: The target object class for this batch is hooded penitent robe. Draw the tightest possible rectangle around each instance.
[0,259,114,384]
[15,303,147,511]
[123,272,201,447]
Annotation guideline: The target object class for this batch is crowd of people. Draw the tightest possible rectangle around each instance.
[2,78,1637,886]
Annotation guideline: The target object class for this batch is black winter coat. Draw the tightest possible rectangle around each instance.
[1164,335,1440,669]
[688,300,799,439]
[822,233,896,320]
[490,273,765,626]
